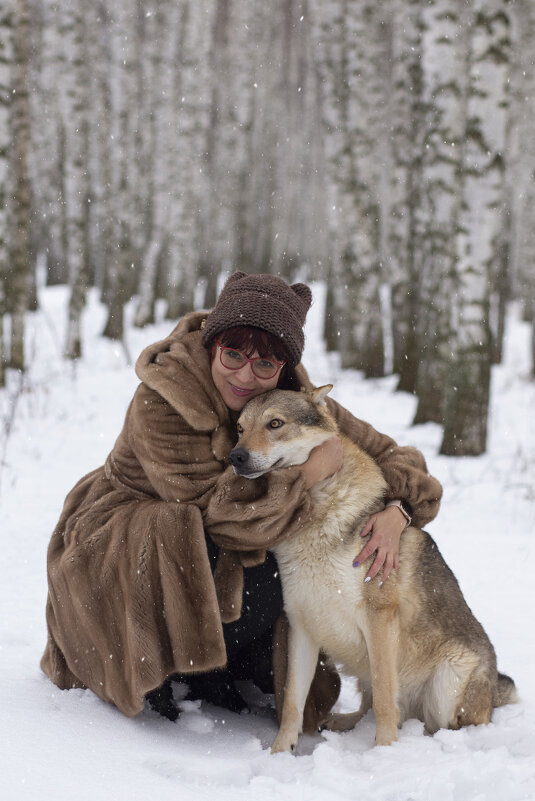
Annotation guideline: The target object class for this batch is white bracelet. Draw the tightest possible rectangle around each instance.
[386,500,412,527]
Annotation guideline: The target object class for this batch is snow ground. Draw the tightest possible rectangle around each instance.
[1,283,534,801]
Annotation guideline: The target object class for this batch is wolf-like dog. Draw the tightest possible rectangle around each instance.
[228,385,517,753]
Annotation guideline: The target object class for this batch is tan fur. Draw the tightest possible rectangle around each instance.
[232,387,517,753]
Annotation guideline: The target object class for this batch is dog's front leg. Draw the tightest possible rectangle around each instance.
[363,605,400,746]
[271,622,319,754]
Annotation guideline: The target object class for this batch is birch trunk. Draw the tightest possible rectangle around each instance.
[508,0,535,374]
[412,0,467,424]
[440,2,511,455]
[102,0,138,340]
[9,0,31,371]
[310,0,384,376]
[32,1,66,287]
[84,5,113,293]
[0,0,13,385]
[166,0,216,320]
[57,0,90,359]
[135,1,184,327]
[271,0,326,281]
[387,0,426,392]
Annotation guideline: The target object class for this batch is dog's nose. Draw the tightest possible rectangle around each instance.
[229,448,249,468]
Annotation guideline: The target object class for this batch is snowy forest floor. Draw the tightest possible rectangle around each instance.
[1,283,535,801]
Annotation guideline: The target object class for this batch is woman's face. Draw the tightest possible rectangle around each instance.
[211,343,281,411]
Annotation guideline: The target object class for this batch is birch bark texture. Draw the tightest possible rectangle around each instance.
[387,0,426,393]
[0,0,13,384]
[134,1,186,327]
[9,0,31,372]
[508,0,535,377]
[56,1,90,359]
[309,0,384,376]
[412,0,467,425]
[440,1,511,455]
[102,0,139,341]
[165,0,217,320]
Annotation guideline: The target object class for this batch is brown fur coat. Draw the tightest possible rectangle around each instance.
[41,311,442,723]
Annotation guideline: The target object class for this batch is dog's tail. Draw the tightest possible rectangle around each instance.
[494,672,518,707]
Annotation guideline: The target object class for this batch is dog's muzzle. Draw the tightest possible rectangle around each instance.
[228,448,250,473]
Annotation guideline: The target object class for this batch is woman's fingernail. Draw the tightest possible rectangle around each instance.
[364,576,371,583]
[352,560,359,567]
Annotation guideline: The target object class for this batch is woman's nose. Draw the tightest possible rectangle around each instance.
[234,362,256,383]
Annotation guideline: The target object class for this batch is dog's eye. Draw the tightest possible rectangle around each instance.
[268,419,284,429]
[237,423,244,435]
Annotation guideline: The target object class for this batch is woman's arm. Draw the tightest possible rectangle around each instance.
[326,396,443,585]
[128,384,315,551]
[326,396,442,527]
[205,434,343,551]
[205,464,313,551]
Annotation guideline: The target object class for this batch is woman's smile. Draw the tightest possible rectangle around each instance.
[229,382,255,397]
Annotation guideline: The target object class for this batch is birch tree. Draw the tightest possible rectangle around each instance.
[270,0,327,281]
[30,1,67,287]
[202,0,240,292]
[84,4,113,294]
[9,0,31,371]
[0,0,13,385]
[310,0,384,376]
[165,0,216,320]
[386,0,426,392]
[134,1,185,326]
[440,1,511,455]
[56,0,90,359]
[411,0,468,424]
[102,0,139,340]
[509,0,535,376]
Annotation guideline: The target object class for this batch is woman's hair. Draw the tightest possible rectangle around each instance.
[216,326,287,362]
[214,326,301,390]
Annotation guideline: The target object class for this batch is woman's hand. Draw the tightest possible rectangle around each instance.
[301,435,343,489]
[352,506,407,585]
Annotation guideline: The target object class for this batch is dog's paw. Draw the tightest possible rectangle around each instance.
[375,726,398,746]
[270,733,298,754]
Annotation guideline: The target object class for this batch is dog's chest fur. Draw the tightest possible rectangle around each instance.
[272,436,387,675]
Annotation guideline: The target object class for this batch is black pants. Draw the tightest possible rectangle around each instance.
[204,533,283,668]
[147,536,283,717]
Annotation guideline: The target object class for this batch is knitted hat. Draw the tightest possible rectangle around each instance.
[201,271,312,366]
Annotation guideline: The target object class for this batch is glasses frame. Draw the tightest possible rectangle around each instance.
[215,339,286,380]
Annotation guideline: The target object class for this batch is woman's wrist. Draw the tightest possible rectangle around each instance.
[385,499,412,528]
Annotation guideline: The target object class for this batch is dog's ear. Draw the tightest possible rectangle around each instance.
[311,384,333,405]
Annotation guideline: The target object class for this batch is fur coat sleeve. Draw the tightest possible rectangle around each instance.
[325,396,442,528]
[123,381,313,551]
[205,465,311,551]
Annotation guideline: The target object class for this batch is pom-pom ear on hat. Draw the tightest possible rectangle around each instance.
[223,271,248,286]
[290,282,313,306]
[201,272,312,366]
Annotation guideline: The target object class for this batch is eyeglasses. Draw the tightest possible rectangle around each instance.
[215,339,286,380]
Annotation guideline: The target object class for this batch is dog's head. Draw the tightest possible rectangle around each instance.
[229,385,337,478]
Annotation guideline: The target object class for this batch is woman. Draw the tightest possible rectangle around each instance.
[41,272,442,729]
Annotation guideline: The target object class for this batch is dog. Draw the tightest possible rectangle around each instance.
[228,385,517,752]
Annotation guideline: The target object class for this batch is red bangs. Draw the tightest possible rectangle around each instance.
[216,326,289,362]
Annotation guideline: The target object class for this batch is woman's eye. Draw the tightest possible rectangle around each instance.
[227,350,243,361]
[268,419,284,429]
[258,359,276,370]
